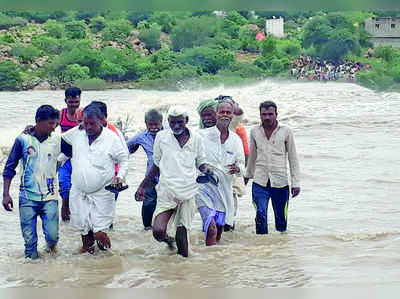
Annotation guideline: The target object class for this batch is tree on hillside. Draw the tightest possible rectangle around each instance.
[301,13,368,61]
[0,60,21,90]
[170,16,217,51]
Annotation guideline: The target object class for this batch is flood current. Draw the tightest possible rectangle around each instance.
[0,80,399,287]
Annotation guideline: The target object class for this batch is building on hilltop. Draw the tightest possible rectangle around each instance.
[365,17,400,47]
[265,17,285,38]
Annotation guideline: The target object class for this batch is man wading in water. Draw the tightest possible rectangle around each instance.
[62,104,128,253]
[245,101,300,234]
[196,100,245,245]
[135,105,211,257]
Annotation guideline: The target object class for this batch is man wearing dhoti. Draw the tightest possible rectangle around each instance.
[62,104,128,253]
[135,105,210,257]
[196,101,245,245]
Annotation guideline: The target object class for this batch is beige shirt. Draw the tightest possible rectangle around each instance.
[245,123,300,188]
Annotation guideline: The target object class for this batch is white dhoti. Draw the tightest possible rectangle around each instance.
[153,186,196,233]
[70,186,116,235]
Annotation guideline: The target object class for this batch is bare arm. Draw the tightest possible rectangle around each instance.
[135,164,160,201]
[2,177,13,211]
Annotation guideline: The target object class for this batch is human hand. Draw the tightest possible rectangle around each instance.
[2,194,13,211]
[228,163,240,174]
[61,198,70,222]
[22,125,34,135]
[291,187,300,198]
[135,187,145,201]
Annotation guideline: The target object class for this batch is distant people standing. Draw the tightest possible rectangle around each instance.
[245,101,300,234]
[127,109,163,230]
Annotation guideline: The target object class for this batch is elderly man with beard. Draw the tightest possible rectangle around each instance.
[62,104,128,253]
[196,101,245,246]
[197,99,218,129]
[135,105,210,257]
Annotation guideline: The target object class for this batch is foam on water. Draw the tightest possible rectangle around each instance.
[0,80,400,287]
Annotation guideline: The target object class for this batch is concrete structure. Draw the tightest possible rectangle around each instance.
[265,17,285,38]
[365,17,400,47]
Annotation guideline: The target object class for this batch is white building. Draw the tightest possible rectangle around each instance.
[265,17,285,38]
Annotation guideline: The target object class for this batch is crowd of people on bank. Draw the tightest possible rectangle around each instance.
[2,87,301,259]
[290,55,364,82]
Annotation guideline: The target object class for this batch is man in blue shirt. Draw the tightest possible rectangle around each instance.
[127,109,163,230]
[2,105,68,259]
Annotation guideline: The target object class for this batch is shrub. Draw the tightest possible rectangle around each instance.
[102,19,133,42]
[90,16,106,33]
[170,16,217,51]
[10,43,41,63]
[61,64,90,83]
[43,20,64,39]
[150,11,176,33]
[31,35,64,55]
[0,60,21,90]
[138,28,161,51]
[74,78,110,90]
[0,33,16,44]
[177,46,234,74]
[65,20,87,39]
[127,12,150,27]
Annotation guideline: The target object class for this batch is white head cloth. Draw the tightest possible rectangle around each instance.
[167,105,188,118]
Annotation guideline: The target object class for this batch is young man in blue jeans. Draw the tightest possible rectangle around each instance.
[127,109,163,230]
[2,105,65,259]
[244,101,301,234]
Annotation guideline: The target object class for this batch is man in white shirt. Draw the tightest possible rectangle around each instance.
[245,101,300,234]
[196,101,245,246]
[62,104,128,253]
[135,105,210,257]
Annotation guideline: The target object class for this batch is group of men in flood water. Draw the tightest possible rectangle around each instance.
[2,87,300,259]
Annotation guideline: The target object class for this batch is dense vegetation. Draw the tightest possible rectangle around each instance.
[0,10,399,91]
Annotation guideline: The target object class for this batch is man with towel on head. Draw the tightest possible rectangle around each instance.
[135,105,211,257]
[196,100,245,246]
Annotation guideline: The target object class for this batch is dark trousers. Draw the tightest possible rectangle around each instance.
[252,181,289,234]
[142,186,157,228]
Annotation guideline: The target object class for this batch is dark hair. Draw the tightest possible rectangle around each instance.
[35,105,59,122]
[145,109,163,122]
[83,104,103,120]
[65,87,81,98]
[90,101,107,118]
[259,101,278,113]
[214,95,234,103]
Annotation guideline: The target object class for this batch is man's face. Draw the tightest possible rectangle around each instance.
[146,119,163,136]
[216,103,233,128]
[168,115,188,136]
[200,107,217,128]
[65,96,80,110]
[260,107,277,127]
[38,118,58,136]
[83,115,103,137]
